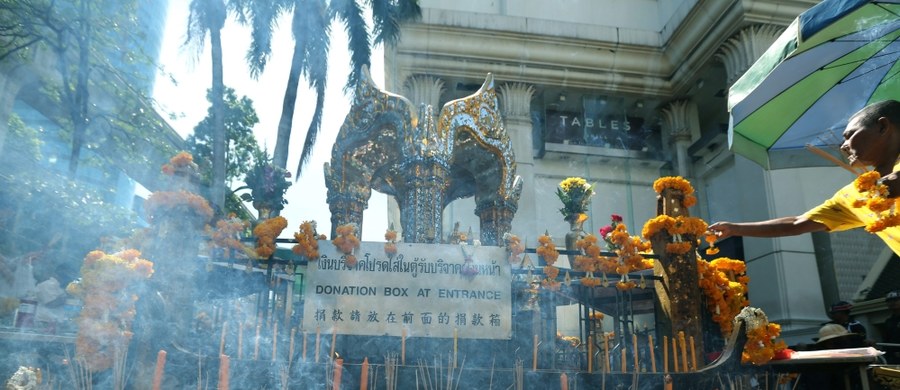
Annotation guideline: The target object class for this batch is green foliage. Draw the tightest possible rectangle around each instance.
[186,87,263,184]
[6,114,43,162]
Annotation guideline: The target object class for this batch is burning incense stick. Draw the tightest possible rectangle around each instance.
[401,329,407,365]
[217,354,229,390]
[663,336,668,373]
[219,321,228,356]
[648,335,656,373]
[690,336,697,371]
[152,350,166,390]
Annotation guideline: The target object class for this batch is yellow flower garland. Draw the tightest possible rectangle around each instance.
[332,223,361,267]
[384,228,399,258]
[653,176,697,207]
[292,221,320,260]
[852,171,900,232]
[697,257,749,336]
[253,216,288,259]
[535,233,561,290]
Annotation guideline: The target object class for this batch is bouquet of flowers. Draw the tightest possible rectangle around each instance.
[239,154,292,215]
[556,177,594,220]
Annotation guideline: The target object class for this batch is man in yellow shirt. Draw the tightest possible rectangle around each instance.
[709,100,900,255]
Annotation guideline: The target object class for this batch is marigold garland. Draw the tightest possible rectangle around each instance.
[851,171,900,232]
[504,233,525,266]
[207,214,250,255]
[145,190,214,223]
[653,176,697,207]
[68,249,153,371]
[384,228,399,258]
[292,221,320,260]
[697,257,749,336]
[738,307,787,365]
[332,223,361,267]
[535,233,560,289]
[594,214,654,290]
[161,151,194,175]
[253,216,288,259]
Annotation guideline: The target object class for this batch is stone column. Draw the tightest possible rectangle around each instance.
[661,100,700,178]
[398,158,449,243]
[716,24,784,85]
[327,188,371,238]
[404,75,445,111]
[499,83,536,239]
[475,198,518,246]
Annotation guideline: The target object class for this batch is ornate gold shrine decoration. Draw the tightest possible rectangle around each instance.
[324,66,522,245]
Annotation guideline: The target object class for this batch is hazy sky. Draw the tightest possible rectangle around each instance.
[153,2,389,241]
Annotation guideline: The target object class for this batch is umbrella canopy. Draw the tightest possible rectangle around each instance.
[728,0,900,169]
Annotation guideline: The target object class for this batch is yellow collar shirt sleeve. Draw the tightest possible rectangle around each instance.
[803,162,900,255]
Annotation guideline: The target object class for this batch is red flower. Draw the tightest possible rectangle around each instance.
[611,214,623,222]
[599,225,613,238]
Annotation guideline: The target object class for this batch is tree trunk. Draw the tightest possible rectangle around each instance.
[67,0,93,177]
[210,26,226,213]
[272,39,304,170]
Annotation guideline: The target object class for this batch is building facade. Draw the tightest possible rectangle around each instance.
[384,0,895,345]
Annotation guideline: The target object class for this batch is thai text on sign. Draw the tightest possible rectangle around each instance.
[302,241,512,339]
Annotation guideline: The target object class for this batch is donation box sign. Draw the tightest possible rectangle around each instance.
[302,241,512,340]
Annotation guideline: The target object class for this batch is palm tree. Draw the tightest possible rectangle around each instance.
[236,0,420,174]
[186,0,231,213]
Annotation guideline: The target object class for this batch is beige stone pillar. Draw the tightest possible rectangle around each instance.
[715,24,784,85]
[499,82,536,239]
[661,100,700,178]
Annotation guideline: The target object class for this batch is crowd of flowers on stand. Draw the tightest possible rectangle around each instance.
[66,250,154,371]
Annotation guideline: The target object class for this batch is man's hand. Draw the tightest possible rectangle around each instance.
[707,222,736,240]
[881,171,900,197]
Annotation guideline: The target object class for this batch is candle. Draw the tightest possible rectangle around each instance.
[332,358,343,390]
[237,322,243,359]
[603,334,610,373]
[330,327,337,360]
[532,334,538,371]
[621,348,626,373]
[289,328,296,366]
[360,357,369,390]
[217,354,230,390]
[453,328,458,368]
[151,350,166,390]
[254,323,261,360]
[587,332,593,373]
[690,336,697,371]
[560,373,568,390]
[632,333,639,372]
[315,326,321,363]
[273,321,278,361]
[401,328,406,365]
[663,336,668,373]
[672,335,679,373]
[219,321,228,356]
[679,332,688,373]
[648,335,656,373]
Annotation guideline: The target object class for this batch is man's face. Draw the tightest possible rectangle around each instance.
[841,115,885,167]
[831,310,850,323]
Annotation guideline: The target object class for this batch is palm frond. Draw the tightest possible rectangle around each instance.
[332,0,370,90]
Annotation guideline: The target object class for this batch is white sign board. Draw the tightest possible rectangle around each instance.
[302,241,512,339]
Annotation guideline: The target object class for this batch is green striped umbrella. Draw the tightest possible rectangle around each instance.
[729,0,900,169]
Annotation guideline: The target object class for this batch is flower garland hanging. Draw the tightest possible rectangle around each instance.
[253,216,288,259]
[704,232,720,255]
[851,170,900,232]
[574,234,604,287]
[207,213,251,256]
[652,176,697,207]
[642,215,708,254]
[384,228,399,259]
[598,214,654,291]
[535,233,561,289]
[67,249,154,371]
[737,307,787,365]
[292,221,320,260]
[697,257,749,336]
[332,223,360,267]
[504,233,525,267]
[145,190,214,224]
